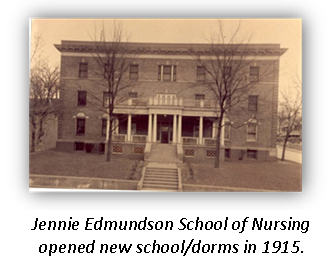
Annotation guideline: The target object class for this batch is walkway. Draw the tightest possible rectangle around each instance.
[138,144,182,191]
[277,145,302,164]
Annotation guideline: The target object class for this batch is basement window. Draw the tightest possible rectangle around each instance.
[99,143,105,153]
[247,149,257,159]
[74,142,84,151]
[225,149,231,159]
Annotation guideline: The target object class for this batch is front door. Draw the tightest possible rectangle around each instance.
[161,123,169,143]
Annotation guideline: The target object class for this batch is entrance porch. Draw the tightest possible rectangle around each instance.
[110,114,221,146]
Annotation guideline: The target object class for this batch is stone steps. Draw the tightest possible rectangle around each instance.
[140,144,181,191]
[141,166,179,191]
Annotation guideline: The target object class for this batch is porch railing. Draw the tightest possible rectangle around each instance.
[148,97,183,106]
[112,134,127,142]
[182,100,219,109]
[203,138,217,146]
[116,97,219,109]
[182,137,198,145]
[132,135,147,143]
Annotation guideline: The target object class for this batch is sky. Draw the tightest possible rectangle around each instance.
[31,18,301,89]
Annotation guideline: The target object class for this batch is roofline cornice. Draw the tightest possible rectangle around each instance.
[54,40,288,57]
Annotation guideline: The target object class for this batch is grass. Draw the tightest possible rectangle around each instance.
[29,151,143,180]
[182,159,302,191]
[30,151,301,191]
[277,141,302,151]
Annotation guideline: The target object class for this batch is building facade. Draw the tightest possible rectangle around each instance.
[55,41,287,162]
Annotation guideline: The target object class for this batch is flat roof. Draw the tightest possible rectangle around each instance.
[55,40,287,56]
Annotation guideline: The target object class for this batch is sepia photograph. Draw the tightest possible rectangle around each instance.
[29,18,302,192]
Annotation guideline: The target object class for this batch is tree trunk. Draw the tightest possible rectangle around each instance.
[105,119,113,162]
[38,118,44,145]
[214,116,223,168]
[281,137,288,161]
[31,124,36,153]
[38,118,43,137]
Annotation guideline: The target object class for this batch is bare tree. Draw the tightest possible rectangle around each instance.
[192,21,274,168]
[278,76,302,161]
[87,22,139,162]
[30,33,44,64]
[29,34,60,152]
[29,64,60,152]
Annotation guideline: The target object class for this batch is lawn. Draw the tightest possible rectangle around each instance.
[30,151,302,191]
[182,159,302,191]
[277,141,302,151]
[29,151,143,180]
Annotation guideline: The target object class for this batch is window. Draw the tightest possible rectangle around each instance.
[79,63,88,78]
[103,92,112,107]
[224,66,232,77]
[195,94,205,100]
[77,91,87,106]
[250,67,259,82]
[195,94,205,107]
[247,118,258,141]
[129,65,138,80]
[163,66,171,81]
[196,66,205,81]
[225,149,231,159]
[101,118,107,136]
[158,65,176,81]
[224,119,231,140]
[74,142,85,151]
[76,118,85,135]
[248,95,258,111]
[129,92,138,98]
[99,143,105,153]
[247,149,258,159]
[104,63,110,78]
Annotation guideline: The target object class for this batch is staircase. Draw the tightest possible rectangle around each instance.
[148,144,178,163]
[138,144,182,191]
[141,163,180,191]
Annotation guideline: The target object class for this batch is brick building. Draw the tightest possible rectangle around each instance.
[54,40,287,162]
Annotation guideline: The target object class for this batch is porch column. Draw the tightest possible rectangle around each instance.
[114,117,119,135]
[199,116,203,145]
[212,120,216,138]
[177,114,182,144]
[106,117,110,142]
[172,115,177,144]
[153,114,157,142]
[221,118,225,146]
[111,117,116,133]
[148,113,152,142]
[127,114,132,142]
